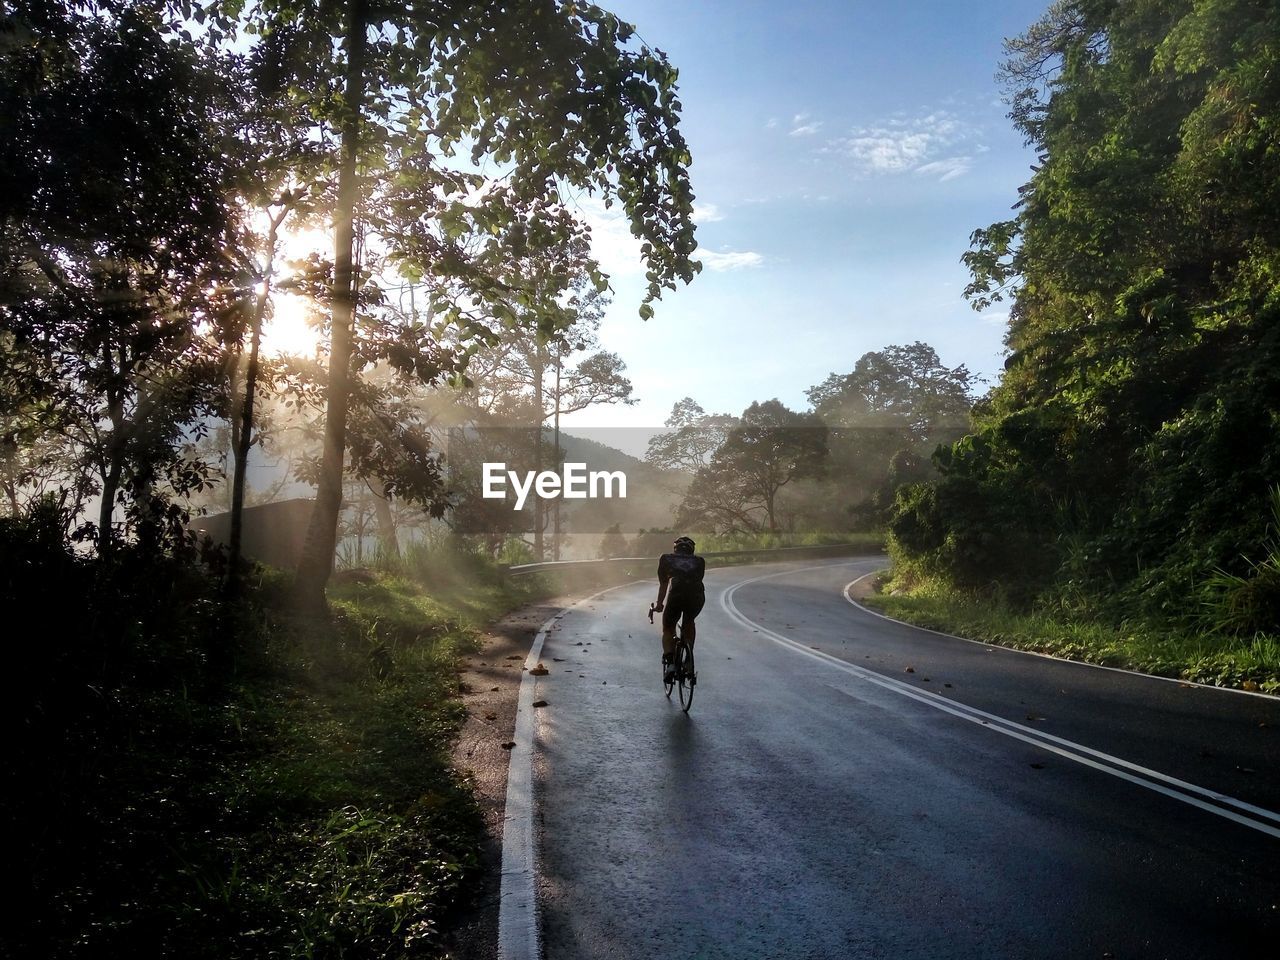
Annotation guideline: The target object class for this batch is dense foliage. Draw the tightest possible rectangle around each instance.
[892,0,1280,634]
[0,1,699,955]
[2,499,540,957]
[659,343,976,537]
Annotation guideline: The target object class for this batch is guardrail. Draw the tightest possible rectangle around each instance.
[503,541,881,577]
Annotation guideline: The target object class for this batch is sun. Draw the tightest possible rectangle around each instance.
[264,290,322,358]
[260,223,331,358]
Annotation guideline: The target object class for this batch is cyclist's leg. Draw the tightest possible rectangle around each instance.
[680,591,706,646]
[661,598,684,657]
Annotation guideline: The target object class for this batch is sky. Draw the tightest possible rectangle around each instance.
[559,0,1051,433]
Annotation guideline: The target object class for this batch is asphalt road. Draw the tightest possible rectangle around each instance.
[515,558,1280,959]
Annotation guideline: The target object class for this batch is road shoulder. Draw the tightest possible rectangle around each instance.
[440,591,596,960]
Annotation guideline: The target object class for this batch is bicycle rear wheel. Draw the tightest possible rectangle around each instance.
[676,641,695,712]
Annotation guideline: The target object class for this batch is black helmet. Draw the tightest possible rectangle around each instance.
[673,536,695,555]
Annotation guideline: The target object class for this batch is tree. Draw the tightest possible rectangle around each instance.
[895,0,1280,619]
[1,2,241,552]
[209,1,699,604]
[458,266,633,559]
[807,342,977,526]
[678,400,826,534]
[597,522,628,559]
[807,342,976,443]
[645,397,737,475]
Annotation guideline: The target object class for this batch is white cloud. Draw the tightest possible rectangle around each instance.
[699,249,764,271]
[837,131,932,172]
[573,196,644,277]
[568,197,757,278]
[765,117,779,129]
[694,202,725,224]
[915,156,973,182]
[825,109,981,181]
[789,111,822,137]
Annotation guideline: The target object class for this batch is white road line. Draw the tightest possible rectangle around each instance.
[719,569,1280,841]
[497,581,644,960]
[497,560,866,959]
[842,571,1279,700]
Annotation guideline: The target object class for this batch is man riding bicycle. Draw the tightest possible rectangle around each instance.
[653,535,705,684]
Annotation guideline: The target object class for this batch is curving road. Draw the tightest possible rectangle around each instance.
[502,558,1280,959]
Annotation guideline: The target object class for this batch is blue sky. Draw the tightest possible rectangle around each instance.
[563,0,1050,431]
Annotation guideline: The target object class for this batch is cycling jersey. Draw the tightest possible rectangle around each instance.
[657,551,705,596]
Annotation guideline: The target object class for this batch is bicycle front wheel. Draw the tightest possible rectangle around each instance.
[676,641,695,712]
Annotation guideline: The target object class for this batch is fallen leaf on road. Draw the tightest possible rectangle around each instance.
[500,741,516,750]
[1030,762,1045,769]
[532,700,548,708]
[484,712,497,721]
[505,655,522,661]
[944,683,953,688]
[490,686,499,692]
[1242,680,1260,692]
[553,657,565,662]
[529,663,549,676]
[904,666,915,673]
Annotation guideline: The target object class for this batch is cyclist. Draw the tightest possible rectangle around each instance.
[653,535,706,683]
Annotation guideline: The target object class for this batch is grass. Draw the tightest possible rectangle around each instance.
[185,559,548,959]
[8,530,547,960]
[864,574,1280,695]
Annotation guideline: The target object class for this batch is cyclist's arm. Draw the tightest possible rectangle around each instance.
[655,558,670,609]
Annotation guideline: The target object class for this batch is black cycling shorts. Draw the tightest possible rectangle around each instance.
[662,590,705,636]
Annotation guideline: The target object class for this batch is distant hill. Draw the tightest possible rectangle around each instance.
[553,431,690,539]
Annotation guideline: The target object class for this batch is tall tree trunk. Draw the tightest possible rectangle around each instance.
[295,0,367,607]
[228,207,287,593]
[97,379,126,556]
[532,340,545,561]
[98,456,121,555]
[369,476,399,559]
[552,351,561,560]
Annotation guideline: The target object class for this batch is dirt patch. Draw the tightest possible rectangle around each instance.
[846,567,888,601]
[441,591,591,960]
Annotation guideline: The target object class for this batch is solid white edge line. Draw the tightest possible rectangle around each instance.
[839,577,1280,823]
[719,570,1280,841]
[496,581,646,960]
[496,558,866,959]
[842,570,1278,701]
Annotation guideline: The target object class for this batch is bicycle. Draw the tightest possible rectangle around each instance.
[649,603,696,712]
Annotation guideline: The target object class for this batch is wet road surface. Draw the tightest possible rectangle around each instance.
[515,558,1280,959]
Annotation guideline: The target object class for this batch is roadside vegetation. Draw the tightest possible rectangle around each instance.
[865,570,1280,695]
[1,4,689,954]
[880,0,1280,691]
[6,510,544,958]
